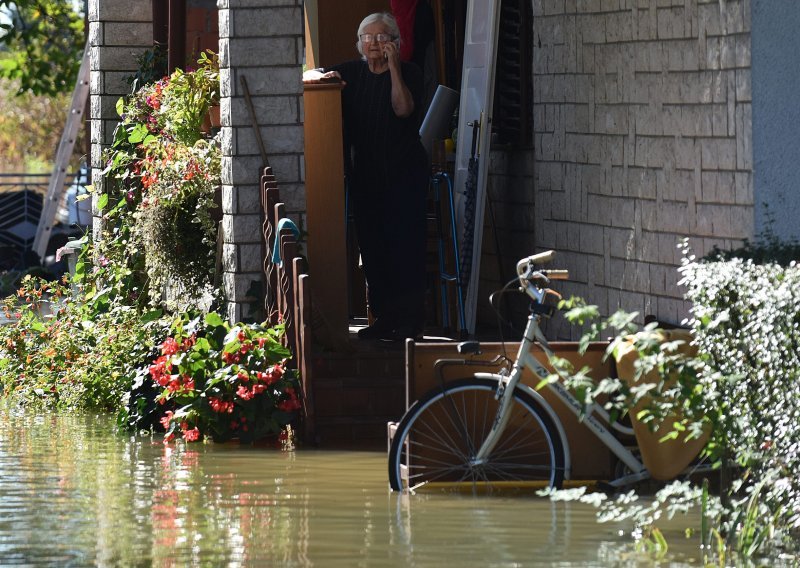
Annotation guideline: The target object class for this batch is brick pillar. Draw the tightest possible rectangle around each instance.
[88,0,154,239]
[217,0,305,323]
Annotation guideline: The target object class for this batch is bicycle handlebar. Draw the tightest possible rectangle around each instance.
[516,251,555,276]
[542,269,569,280]
[516,251,569,284]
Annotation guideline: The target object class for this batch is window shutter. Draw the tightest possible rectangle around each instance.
[492,0,532,147]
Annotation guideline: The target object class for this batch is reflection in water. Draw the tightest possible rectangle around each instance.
[0,412,700,566]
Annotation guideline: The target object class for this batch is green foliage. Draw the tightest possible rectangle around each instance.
[0,49,299,452]
[679,242,800,556]
[705,210,800,267]
[543,242,800,563]
[128,44,168,93]
[0,0,84,96]
[0,275,169,411]
[0,78,84,171]
[99,51,221,311]
[124,312,301,444]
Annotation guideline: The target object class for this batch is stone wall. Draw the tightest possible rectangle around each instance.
[88,0,154,238]
[217,0,305,322]
[524,0,753,335]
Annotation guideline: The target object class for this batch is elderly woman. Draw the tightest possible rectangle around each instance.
[304,12,429,341]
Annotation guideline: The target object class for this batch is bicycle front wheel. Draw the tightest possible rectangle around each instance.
[388,377,566,492]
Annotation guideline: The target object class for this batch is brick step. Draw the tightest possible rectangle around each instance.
[310,376,405,419]
[302,340,409,449]
[309,349,405,381]
[308,416,396,450]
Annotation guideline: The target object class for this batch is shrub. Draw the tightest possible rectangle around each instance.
[679,246,800,536]
[0,276,167,411]
[544,242,800,562]
[123,312,301,444]
[99,51,221,312]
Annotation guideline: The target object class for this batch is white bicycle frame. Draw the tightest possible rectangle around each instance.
[470,253,649,487]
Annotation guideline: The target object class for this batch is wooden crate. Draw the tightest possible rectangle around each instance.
[403,340,619,480]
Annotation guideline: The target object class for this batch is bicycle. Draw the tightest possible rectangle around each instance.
[387,250,660,493]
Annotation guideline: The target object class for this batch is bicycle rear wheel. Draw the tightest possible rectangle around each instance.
[388,377,566,492]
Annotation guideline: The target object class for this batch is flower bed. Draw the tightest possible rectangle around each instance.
[126,312,300,444]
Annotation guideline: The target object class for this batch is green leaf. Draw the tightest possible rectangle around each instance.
[96,193,108,211]
[140,309,163,323]
[127,123,149,144]
[204,312,225,328]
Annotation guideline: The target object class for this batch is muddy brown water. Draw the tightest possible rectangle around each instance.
[0,412,706,566]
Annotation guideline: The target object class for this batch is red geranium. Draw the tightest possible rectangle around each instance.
[149,313,300,445]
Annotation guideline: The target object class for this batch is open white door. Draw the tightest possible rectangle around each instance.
[453,0,502,334]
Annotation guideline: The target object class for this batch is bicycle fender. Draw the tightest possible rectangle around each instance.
[473,372,573,480]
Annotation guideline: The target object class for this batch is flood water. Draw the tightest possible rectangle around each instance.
[0,412,705,566]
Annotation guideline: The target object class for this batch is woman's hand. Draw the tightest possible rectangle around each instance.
[384,42,414,118]
[302,69,344,85]
[382,41,401,70]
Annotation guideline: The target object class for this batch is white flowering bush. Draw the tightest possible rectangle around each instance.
[544,242,800,562]
[680,243,800,537]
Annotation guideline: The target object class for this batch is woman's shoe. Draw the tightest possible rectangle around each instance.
[389,325,423,342]
[357,319,394,340]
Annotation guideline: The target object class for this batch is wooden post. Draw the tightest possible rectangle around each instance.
[261,170,279,323]
[297,273,316,444]
[303,82,349,344]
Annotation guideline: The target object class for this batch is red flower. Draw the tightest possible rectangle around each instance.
[222,352,240,364]
[183,428,200,442]
[159,410,174,430]
[210,397,234,414]
[150,356,172,387]
[161,337,179,355]
[258,364,284,385]
[236,385,254,401]
[278,396,301,412]
[278,387,301,412]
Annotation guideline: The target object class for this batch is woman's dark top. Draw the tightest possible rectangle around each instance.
[324,59,429,329]
[327,59,427,195]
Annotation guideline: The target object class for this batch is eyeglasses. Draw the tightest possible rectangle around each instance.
[359,33,394,43]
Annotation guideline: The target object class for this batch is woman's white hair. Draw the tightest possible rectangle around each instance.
[355,12,401,59]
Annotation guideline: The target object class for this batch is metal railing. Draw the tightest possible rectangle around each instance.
[0,172,89,268]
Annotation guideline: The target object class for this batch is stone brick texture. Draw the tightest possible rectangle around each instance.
[484,0,753,335]
[88,0,153,238]
[218,0,305,321]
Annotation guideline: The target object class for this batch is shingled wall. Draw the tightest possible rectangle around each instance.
[482,0,753,336]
